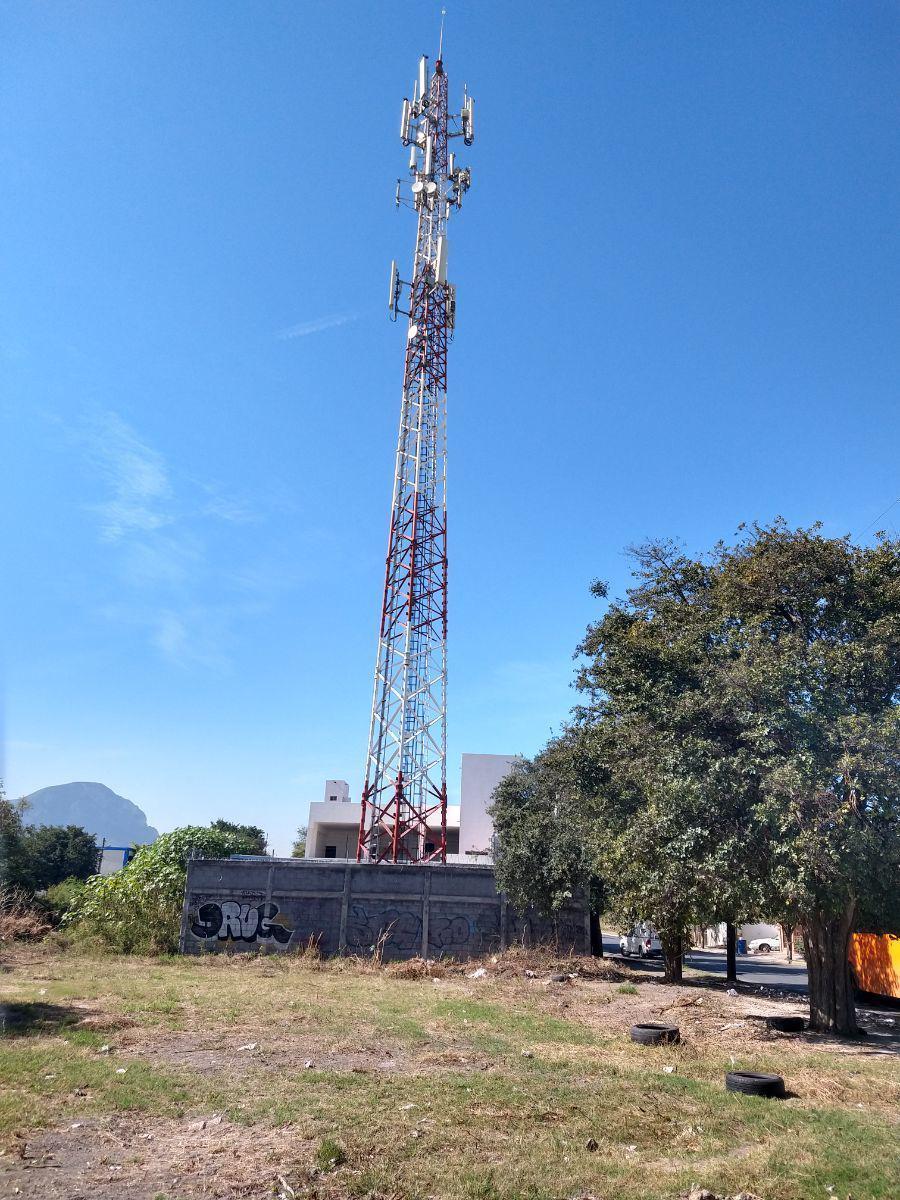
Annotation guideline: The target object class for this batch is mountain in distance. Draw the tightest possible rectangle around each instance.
[22,782,159,847]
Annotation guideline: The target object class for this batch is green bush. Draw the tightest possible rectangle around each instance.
[65,825,259,955]
[45,876,88,922]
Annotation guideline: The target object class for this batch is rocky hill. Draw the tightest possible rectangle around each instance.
[22,782,159,847]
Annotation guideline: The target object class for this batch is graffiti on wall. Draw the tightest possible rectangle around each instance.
[344,903,500,958]
[179,870,588,960]
[189,899,293,945]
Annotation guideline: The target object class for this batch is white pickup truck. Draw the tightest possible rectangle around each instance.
[619,923,663,958]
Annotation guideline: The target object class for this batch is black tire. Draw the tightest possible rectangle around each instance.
[725,1071,785,1098]
[765,1015,805,1033]
[621,947,630,958]
[638,944,646,959]
[630,1023,680,1046]
[757,943,771,954]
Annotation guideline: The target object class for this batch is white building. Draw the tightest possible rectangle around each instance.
[305,753,518,863]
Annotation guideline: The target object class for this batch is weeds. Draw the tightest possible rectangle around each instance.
[0,886,51,942]
[314,1136,347,1172]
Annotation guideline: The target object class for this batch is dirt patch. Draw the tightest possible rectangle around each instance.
[109,1023,500,1080]
[0,1113,316,1199]
[474,967,895,1059]
[113,1024,412,1076]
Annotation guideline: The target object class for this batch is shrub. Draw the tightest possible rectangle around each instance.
[65,825,259,955]
[45,876,88,922]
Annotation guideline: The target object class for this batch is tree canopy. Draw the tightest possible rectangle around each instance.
[493,522,900,1032]
[0,789,97,893]
[291,825,307,858]
[210,819,267,856]
[0,789,32,891]
[21,825,98,891]
[492,735,601,917]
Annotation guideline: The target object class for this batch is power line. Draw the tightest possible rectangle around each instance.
[860,496,900,536]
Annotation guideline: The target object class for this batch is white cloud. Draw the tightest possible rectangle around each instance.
[79,411,290,671]
[277,312,357,339]
[120,535,201,588]
[201,495,257,524]
[84,411,173,541]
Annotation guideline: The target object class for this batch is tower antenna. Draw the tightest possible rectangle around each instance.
[358,43,475,864]
[438,9,446,60]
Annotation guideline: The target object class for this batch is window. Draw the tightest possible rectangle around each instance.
[324,845,337,859]
[424,841,435,855]
[328,794,338,802]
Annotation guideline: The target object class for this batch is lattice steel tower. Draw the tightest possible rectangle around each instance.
[357,42,475,863]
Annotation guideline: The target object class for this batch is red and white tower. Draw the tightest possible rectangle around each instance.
[358,44,474,863]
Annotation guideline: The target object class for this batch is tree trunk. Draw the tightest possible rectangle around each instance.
[804,903,857,1035]
[725,922,737,983]
[661,932,683,983]
[783,924,793,963]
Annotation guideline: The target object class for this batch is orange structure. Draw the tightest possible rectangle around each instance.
[848,932,900,1000]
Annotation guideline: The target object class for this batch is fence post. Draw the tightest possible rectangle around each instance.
[421,868,432,959]
[338,864,353,953]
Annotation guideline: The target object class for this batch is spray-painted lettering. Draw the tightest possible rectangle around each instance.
[189,900,293,945]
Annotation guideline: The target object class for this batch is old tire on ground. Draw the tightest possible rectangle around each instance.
[726,1071,785,1098]
[766,1015,805,1033]
[630,1023,680,1046]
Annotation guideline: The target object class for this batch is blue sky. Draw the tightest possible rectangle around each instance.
[3,2,898,855]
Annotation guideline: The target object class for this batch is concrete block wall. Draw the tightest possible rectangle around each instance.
[180,858,590,960]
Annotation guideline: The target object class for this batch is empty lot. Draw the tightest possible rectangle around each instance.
[1,945,898,1199]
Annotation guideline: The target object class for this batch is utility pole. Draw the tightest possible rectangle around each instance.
[357,41,475,864]
[726,922,738,983]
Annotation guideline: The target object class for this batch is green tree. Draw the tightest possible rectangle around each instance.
[491,736,599,913]
[21,825,98,890]
[711,523,900,1031]
[210,819,267,855]
[590,525,900,1027]
[494,523,900,1033]
[0,788,31,890]
[491,740,606,952]
[291,825,307,858]
[572,540,774,983]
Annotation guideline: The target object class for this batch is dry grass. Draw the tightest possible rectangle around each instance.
[0,944,897,1200]
[0,889,51,944]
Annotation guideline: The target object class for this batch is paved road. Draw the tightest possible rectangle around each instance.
[684,947,808,993]
[601,935,809,993]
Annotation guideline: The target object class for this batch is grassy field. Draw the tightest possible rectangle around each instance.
[0,946,898,1199]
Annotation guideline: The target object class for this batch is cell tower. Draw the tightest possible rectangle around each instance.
[357,39,475,864]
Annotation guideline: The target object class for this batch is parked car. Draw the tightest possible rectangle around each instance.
[620,924,662,958]
[749,934,781,954]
